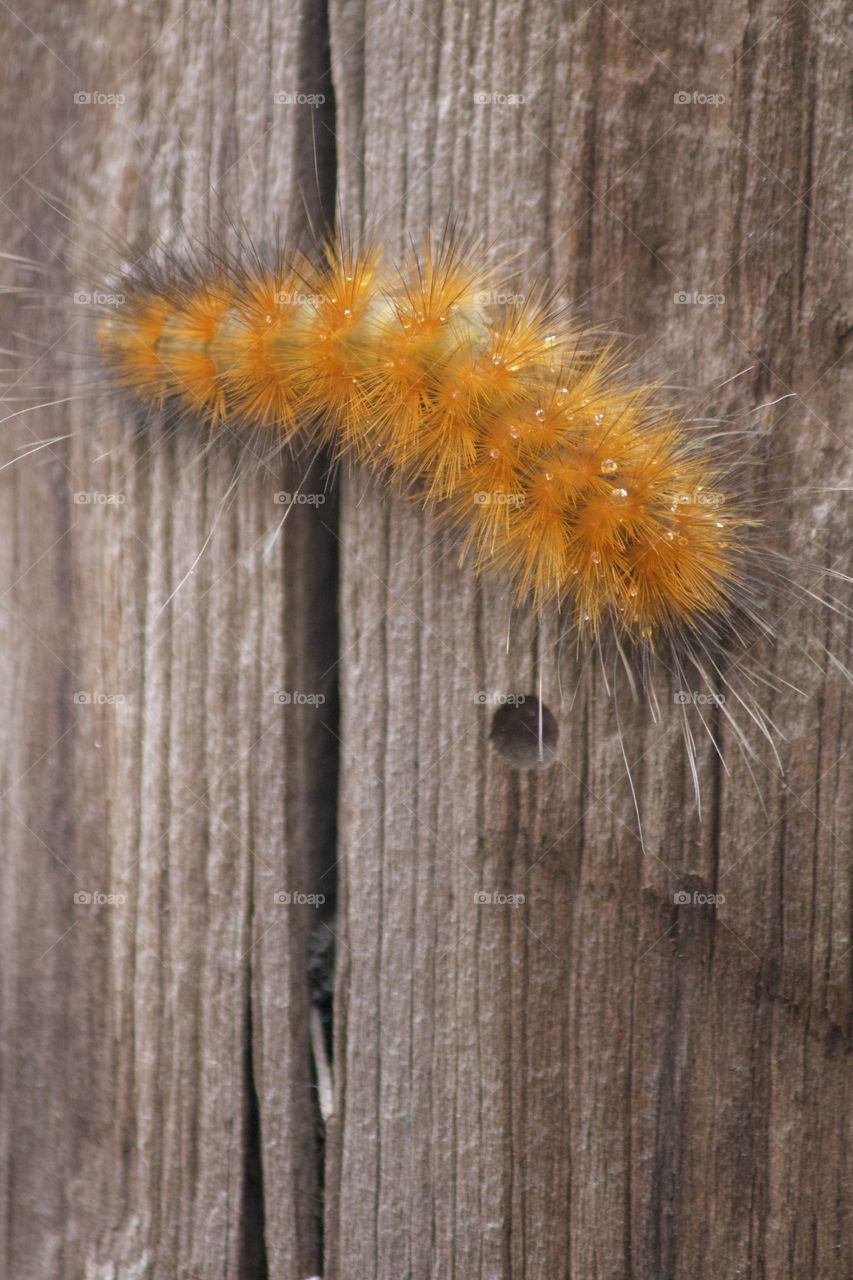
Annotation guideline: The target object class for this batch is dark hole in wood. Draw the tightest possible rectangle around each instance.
[489,697,558,767]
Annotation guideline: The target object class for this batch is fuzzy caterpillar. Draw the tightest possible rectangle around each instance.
[96,236,749,665]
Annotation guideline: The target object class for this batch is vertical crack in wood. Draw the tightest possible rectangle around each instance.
[239,992,270,1280]
[241,0,341,1271]
[299,0,340,1262]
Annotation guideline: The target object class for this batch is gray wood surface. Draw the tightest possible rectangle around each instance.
[0,1,850,1278]
[0,3,336,1277]
[326,1,852,1278]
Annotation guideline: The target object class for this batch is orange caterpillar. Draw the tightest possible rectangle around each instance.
[97,237,748,658]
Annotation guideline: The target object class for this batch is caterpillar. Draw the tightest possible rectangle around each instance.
[97,237,744,639]
[24,226,850,802]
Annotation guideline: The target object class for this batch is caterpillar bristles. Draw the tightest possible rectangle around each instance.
[92,234,771,647]
[17,219,842,804]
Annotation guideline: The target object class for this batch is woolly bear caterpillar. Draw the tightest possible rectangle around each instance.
[8,222,852,813]
[96,235,745,629]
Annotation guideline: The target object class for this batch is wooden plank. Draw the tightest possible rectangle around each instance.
[0,2,336,1275]
[0,1,850,1276]
[326,1,852,1277]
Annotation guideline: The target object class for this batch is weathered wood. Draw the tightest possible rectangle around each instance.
[1,1,851,1278]
[326,1,852,1278]
[0,2,336,1276]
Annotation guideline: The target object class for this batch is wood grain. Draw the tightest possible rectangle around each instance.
[0,1,850,1278]
[0,2,336,1276]
[326,1,852,1277]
